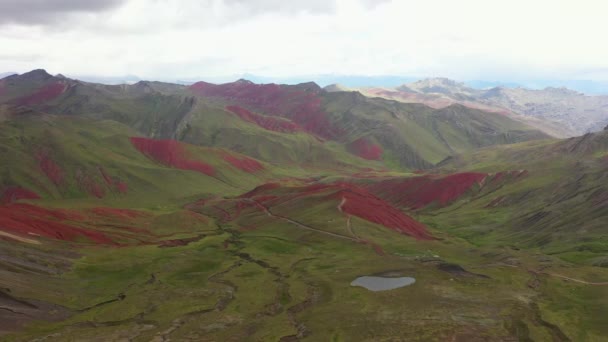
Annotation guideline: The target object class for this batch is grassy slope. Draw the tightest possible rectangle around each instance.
[4,180,607,341]
[425,131,608,265]
[2,71,550,170]
[0,113,280,208]
[1,72,606,341]
[322,92,549,168]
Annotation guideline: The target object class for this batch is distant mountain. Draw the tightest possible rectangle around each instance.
[69,74,141,85]
[399,78,477,99]
[358,78,608,137]
[0,72,17,79]
[234,74,417,88]
[323,83,351,92]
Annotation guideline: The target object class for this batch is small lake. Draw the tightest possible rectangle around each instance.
[350,276,416,291]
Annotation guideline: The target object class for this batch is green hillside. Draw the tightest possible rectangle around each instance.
[0,71,606,341]
[1,70,548,170]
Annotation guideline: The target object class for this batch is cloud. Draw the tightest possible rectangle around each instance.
[1,0,607,83]
[223,0,337,15]
[0,0,126,25]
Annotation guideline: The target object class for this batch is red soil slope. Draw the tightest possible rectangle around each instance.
[222,152,264,173]
[364,172,489,209]
[190,81,339,139]
[76,171,105,198]
[99,167,129,194]
[0,187,40,204]
[36,151,64,185]
[15,82,67,106]
[349,137,383,160]
[116,181,129,193]
[226,105,300,133]
[238,183,282,198]
[0,203,115,244]
[331,183,432,240]
[227,182,433,240]
[130,137,215,176]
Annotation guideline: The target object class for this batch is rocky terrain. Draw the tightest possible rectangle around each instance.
[343,78,608,138]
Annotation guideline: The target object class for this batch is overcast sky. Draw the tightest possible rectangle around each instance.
[1,0,608,82]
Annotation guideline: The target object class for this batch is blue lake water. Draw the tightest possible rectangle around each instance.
[351,276,416,291]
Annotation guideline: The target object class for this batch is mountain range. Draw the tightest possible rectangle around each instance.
[0,70,607,341]
[350,77,608,138]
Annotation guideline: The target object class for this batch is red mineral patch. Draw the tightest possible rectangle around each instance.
[116,181,129,194]
[238,183,281,198]
[99,167,129,194]
[130,137,215,176]
[0,203,114,245]
[222,152,264,173]
[349,137,383,160]
[226,105,301,133]
[331,183,432,240]
[36,151,64,185]
[0,186,40,204]
[233,181,433,240]
[189,81,340,139]
[16,82,67,106]
[364,172,488,210]
[78,175,105,198]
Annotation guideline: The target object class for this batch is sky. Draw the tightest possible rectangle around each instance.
[1,0,608,85]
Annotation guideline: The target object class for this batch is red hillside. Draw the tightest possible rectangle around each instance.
[350,137,383,160]
[130,137,215,176]
[234,181,433,240]
[15,82,67,106]
[331,183,433,240]
[365,172,488,209]
[0,203,115,245]
[190,81,340,139]
[222,152,265,173]
[36,151,64,185]
[226,105,301,133]
[0,186,40,204]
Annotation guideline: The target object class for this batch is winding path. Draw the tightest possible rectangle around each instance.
[248,199,359,242]
[539,271,608,286]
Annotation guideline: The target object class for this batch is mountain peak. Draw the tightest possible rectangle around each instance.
[543,86,580,96]
[410,77,463,88]
[8,69,54,83]
[324,83,351,92]
[401,77,475,97]
[235,78,254,85]
[292,81,321,93]
[22,69,53,79]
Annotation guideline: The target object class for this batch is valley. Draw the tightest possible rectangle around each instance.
[0,70,607,341]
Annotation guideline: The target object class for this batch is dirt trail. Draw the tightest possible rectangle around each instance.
[249,199,358,242]
[0,231,40,245]
[338,197,385,256]
[338,197,357,239]
[539,271,608,286]
[337,197,346,213]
